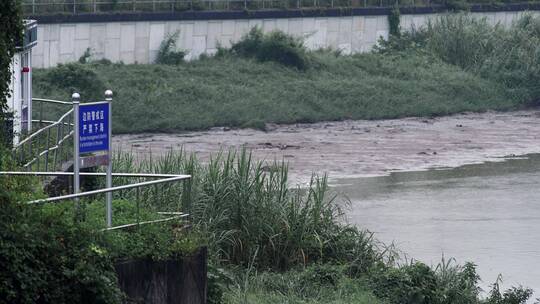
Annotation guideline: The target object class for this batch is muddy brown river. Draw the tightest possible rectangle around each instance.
[114,110,540,297]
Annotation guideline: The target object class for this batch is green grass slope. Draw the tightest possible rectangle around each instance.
[33,52,517,134]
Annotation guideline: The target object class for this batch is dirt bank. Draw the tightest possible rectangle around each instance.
[114,110,540,184]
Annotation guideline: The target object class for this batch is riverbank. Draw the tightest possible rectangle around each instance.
[33,51,518,134]
[114,109,540,183]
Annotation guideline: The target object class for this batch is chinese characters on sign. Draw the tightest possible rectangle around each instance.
[79,103,109,154]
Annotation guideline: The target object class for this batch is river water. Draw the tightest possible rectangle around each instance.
[333,154,540,296]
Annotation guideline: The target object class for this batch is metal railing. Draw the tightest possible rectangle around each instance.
[12,98,74,172]
[22,0,448,14]
[32,98,73,130]
[0,171,192,230]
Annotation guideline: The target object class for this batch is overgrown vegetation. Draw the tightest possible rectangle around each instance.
[0,149,123,304]
[377,13,540,105]
[110,150,538,303]
[227,27,311,70]
[2,144,538,303]
[34,37,517,133]
[0,0,23,144]
[155,32,186,65]
[388,4,401,37]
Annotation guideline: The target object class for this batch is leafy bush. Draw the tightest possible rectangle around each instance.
[39,63,107,101]
[484,277,533,304]
[369,262,439,304]
[231,27,311,70]
[156,32,186,65]
[388,5,401,37]
[79,47,93,64]
[0,0,23,143]
[0,149,122,304]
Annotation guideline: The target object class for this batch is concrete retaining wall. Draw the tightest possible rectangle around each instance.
[115,247,207,304]
[32,9,540,68]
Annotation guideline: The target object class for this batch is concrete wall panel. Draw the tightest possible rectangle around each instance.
[75,40,90,61]
[89,24,106,58]
[105,38,120,62]
[288,18,302,36]
[275,18,289,32]
[49,41,59,66]
[33,11,532,68]
[121,24,136,53]
[76,23,90,40]
[207,21,223,49]
[233,20,250,40]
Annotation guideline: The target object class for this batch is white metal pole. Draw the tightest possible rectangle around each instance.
[105,90,113,227]
[72,93,80,196]
[27,51,32,132]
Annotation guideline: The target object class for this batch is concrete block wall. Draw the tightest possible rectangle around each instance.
[31,10,539,68]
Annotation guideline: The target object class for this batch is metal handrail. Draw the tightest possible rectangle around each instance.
[14,109,73,149]
[0,170,192,231]
[33,98,73,106]
[12,98,75,172]
[21,0,437,14]
[22,130,73,168]
[103,214,189,231]
[26,174,191,204]
[1,171,190,178]
[31,119,74,126]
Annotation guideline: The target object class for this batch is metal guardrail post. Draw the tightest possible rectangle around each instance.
[105,90,113,227]
[72,93,80,198]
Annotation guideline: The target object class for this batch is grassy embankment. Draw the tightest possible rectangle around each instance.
[32,14,540,134]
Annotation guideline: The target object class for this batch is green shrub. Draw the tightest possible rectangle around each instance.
[0,0,23,134]
[369,262,439,304]
[0,149,122,304]
[388,5,401,37]
[156,32,186,65]
[231,27,311,70]
[485,277,533,304]
[39,63,107,101]
[79,47,92,64]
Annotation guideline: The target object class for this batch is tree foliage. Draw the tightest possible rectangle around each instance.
[0,0,23,144]
[0,148,123,304]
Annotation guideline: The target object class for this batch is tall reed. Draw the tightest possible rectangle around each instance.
[112,149,379,270]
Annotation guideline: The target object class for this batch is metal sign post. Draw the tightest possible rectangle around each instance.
[73,90,114,227]
[72,93,80,197]
[105,90,113,227]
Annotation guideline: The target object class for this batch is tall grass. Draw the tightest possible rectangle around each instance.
[112,149,379,270]
[380,13,540,105]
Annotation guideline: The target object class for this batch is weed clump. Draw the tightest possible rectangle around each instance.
[42,63,106,101]
[156,32,186,65]
[230,27,310,70]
